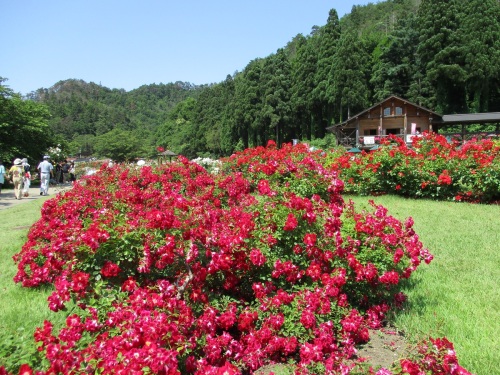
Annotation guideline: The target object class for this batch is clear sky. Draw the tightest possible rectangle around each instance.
[1,0,375,95]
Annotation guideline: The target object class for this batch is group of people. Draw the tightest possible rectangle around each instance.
[0,156,77,200]
[0,158,32,199]
[54,160,76,185]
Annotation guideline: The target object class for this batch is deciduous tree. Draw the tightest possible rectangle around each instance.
[94,128,143,162]
[0,78,57,164]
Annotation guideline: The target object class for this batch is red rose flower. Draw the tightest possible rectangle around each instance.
[101,261,121,278]
[283,213,298,231]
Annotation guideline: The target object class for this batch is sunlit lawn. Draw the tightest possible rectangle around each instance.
[348,195,500,375]
[0,196,71,369]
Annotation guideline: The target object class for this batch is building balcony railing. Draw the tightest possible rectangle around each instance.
[358,134,406,146]
[347,131,500,148]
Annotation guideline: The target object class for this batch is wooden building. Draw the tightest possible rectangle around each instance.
[327,95,500,149]
[326,96,440,148]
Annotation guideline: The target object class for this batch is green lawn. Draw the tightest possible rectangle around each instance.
[0,195,498,374]
[0,197,70,370]
[348,195,500,375]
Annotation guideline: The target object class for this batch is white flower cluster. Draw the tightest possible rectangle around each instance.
[47,145,63,159]
[191,157,223,174]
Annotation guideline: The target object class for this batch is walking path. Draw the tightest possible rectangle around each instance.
[0,184,72,211]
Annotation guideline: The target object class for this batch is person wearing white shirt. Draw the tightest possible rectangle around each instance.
[37,155,54,196]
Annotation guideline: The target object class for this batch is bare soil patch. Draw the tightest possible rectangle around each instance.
[254,327,409,374]
[354,327,408,370]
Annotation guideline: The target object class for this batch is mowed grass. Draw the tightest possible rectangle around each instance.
[0,195,498,374]
[0,197,71,369]
[348,195,500,375]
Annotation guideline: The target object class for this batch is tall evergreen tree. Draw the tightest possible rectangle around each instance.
[290,34,318,141]
[414,0,467,113]
[371,13,419,102]
[233,59,264,148]
[313,9,341,133]
[259,49,293,147]
[331,30,371,121]
[460,0,500,112]
[216,75,237,155]
[192,76,235,157]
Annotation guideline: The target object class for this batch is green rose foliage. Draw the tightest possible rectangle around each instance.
[327,133,500,202]
[8,141,435,374]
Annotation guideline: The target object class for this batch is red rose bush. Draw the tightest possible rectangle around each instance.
[6,141,471,374]
[328,133,500,203]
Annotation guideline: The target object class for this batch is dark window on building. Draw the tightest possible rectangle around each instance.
[386,128,401,135]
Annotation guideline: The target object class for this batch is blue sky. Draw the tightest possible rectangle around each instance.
[2,1,374,95]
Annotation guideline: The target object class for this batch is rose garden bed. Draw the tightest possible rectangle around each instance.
[2,140,482,374]
[327,132,500,203]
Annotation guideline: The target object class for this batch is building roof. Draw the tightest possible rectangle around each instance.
[437,112,500,125]
[326,95,441,130]
[158,150,177,156]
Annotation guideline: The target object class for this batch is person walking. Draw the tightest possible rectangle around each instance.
[8,158,24,200]
[0,161,5,195]
[55,162,62,184]
[22,158,30,174]
[22,158,31,197]
[37,155,54,196]
[69,162,76,184]
[22,169,31,197]
[61,160,70,184]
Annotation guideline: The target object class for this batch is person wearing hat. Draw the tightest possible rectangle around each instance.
[37,155,54,196]
[8,158,25,200]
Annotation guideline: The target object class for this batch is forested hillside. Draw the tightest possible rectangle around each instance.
[26,0,500,160]
[27,79,204,158]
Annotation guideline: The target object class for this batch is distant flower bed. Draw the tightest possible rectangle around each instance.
[4,142,472,374]
[328,133,500,203]
[191,157,222,174]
